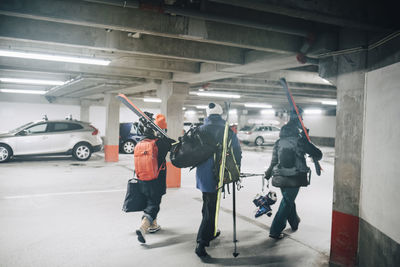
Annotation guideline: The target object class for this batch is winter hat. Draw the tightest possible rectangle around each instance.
[206,103,223,116]
[155,114,167,129]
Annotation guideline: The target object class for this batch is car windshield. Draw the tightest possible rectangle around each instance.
[240,126,252,131]
[8,122,35,134]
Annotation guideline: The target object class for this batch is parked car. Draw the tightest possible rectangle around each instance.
[0,118,103,162]
[237,125,281,146]
[119,122,143,154]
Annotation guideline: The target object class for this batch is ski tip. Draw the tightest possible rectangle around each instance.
[233,252,239,257]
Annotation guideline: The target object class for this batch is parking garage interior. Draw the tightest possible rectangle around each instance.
[0,1,399,266]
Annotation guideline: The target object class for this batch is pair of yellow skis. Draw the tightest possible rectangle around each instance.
[214,102,239,257]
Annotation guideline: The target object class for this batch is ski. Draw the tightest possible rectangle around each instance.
[279,78,322,176]
[214,102,229,238]
[116,93,170,140]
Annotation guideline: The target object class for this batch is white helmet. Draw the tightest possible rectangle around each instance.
[206,103,223,116]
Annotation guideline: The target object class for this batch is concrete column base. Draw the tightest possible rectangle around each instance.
[166,162,181,188]
[330,210,359,266]
[104,145,119,162]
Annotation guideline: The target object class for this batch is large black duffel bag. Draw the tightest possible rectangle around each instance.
[170,126,216,168]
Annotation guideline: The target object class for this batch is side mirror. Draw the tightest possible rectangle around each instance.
[18,130,29,136]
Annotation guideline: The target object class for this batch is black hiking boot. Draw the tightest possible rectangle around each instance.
[195,243,209,258]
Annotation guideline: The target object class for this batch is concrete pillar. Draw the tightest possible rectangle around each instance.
[330,29,368,267]
[104,93,120,162]
[157,82,189,188]
[80,100,90,122]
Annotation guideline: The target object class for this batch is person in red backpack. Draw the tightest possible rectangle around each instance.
[135,113,173,243]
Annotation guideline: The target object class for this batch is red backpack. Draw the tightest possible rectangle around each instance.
[134,139,165,181]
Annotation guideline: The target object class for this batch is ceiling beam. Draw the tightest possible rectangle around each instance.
[209,78,336,92]
[0,15,244,65]
[208,0,389,32]
[0,0,304,53]
[174,52,308,84]
[248,70,332,85]
[0,58,172,80]
[0,39,200,73]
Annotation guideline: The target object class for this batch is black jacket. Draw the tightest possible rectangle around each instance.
[264,123,322,187]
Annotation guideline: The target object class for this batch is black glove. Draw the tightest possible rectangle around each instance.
[264,169,272,180]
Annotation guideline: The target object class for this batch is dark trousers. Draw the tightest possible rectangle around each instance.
[139,182,162,223]
[196,192,218,246]
[270,187,300,236]
[142,194,162,222]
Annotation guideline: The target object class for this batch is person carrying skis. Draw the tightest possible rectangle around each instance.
[263,113,322,239]
[134,113,173,243]
[195,103,242,258]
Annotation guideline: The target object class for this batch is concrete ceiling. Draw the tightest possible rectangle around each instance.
[0,0,396,111]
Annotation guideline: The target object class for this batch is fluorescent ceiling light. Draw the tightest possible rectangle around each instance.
[182,107,186,110]
[196,105,208,109]
[304,109,323,115]
[185,110,196,115]
[196,92,240,99]
[261,109,275,115]
[143,98,161,103]
[229,109,237,115]
[0,78,65,85]
[0,89,46,95]
[244,103,272,108]
[321,100,337,105]
[0,49,111,66]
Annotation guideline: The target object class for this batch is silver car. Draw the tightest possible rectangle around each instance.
[0,119,103,162]
[237,125,281,146]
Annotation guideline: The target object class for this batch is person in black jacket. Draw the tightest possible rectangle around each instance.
[264,118,322,239]
[135,113,173,244]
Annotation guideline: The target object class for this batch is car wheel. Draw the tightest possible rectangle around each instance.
[122,140,135,154]
[0,144,12,163]
[255,137,264,146]
[72,142,92,161]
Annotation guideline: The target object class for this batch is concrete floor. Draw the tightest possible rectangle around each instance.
[0,145,334,267]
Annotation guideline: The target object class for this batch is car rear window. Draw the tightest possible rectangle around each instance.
[51,122,83,132]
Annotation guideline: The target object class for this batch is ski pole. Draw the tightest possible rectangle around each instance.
[232,181,239,257]
[240,173,264,178]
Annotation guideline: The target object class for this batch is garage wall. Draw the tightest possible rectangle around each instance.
[303,115,336,138]
[0,102,80,133]
[359,61,400,266]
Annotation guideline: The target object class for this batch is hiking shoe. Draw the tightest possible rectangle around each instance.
[211,230,221,241]
[195,243,209,258]
[269,233,284,240]
[136,217,151,243]
[148,219,161,233]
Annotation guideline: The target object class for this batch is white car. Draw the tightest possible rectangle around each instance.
[237,125,281,146]
[0,119,103,162]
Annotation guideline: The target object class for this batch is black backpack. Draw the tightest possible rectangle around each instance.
[170,126,217,168]
[213,132,240,186]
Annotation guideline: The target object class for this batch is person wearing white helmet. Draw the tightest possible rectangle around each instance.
[194,102,242,258]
